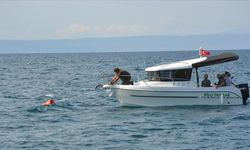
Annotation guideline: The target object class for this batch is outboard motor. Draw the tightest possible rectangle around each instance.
[237,84,249,105]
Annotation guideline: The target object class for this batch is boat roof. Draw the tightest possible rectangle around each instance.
[145,52,239,71]
[192,52,239,68]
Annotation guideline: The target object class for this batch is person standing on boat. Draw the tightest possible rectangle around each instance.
[201,74,211,87]
[215,73,226,88]
[225,71,235,86]
[110,68,133,85]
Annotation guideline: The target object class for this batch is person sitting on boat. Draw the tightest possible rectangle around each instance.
[215,73,226,88]
[201,74,211,87]
[110,68,133,85]
[225,71,235,86]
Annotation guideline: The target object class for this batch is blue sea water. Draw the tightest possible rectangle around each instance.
[0,50,250,150]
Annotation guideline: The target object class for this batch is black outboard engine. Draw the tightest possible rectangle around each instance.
[236,84,249,105]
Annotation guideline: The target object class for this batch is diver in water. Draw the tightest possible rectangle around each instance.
[110,68,133,85]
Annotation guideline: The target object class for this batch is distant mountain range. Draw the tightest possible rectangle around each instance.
[0,34,249,53]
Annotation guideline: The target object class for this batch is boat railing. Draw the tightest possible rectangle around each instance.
[98,72,143,85]
[98,72,195,86]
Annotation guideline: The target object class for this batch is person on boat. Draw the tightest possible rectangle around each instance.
[225,71,235,86]
[110,68,133,85]
[215,73,226,88]
[201,74,211,87]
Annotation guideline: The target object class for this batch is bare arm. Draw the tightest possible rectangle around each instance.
[216,81,226,89]
[110,75,119,85]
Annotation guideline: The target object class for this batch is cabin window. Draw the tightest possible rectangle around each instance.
[147,69,192,81]
[172,69,192,81]
[147,71,160,81]
[159,70,172,81]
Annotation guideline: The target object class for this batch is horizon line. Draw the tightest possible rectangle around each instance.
[0,49,249,55]
[1,33,250,41]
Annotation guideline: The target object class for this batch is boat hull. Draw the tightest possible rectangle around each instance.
[104,83,243,106]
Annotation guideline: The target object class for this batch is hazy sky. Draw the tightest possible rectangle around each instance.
[0,0,250,40]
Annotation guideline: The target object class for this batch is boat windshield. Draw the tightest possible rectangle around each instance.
[147,69,192,81]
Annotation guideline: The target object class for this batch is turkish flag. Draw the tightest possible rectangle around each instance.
[199,47,210,57]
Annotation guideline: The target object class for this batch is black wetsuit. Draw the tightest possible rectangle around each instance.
[202,79,211,87]
[217,76,226,86]
[119,70,132,85]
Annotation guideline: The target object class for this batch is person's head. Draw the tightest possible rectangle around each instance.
[225,71,231,77]
[221,73,226,78]
[217,74,221,79]
[114,68,121,74]
[204,74,208,79]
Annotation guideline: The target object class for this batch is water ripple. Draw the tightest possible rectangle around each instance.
[0,51,250,150]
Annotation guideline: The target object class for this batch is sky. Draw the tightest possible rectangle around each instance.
[0,0,250,40]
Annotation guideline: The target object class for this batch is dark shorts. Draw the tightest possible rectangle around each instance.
[119,71,133,85]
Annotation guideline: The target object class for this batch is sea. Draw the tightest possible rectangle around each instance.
[0,50,250,150]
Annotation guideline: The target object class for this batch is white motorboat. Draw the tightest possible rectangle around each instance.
[102,52,249,106]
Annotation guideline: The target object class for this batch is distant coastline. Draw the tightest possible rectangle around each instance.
[0,49,249,56]
[0,34,250,54]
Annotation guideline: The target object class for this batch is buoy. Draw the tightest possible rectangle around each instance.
[42,99,55,106]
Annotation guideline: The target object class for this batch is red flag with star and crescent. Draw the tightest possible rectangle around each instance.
[199,47,211,57]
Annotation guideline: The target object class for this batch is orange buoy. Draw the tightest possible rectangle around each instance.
[42,99,55,106]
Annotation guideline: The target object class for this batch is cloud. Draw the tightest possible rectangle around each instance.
[58,23,90,38]
[96,24,147,35]
[67,23,90,34]
[57,23,148,39]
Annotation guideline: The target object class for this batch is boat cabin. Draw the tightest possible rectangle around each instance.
[145,52,239,87]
